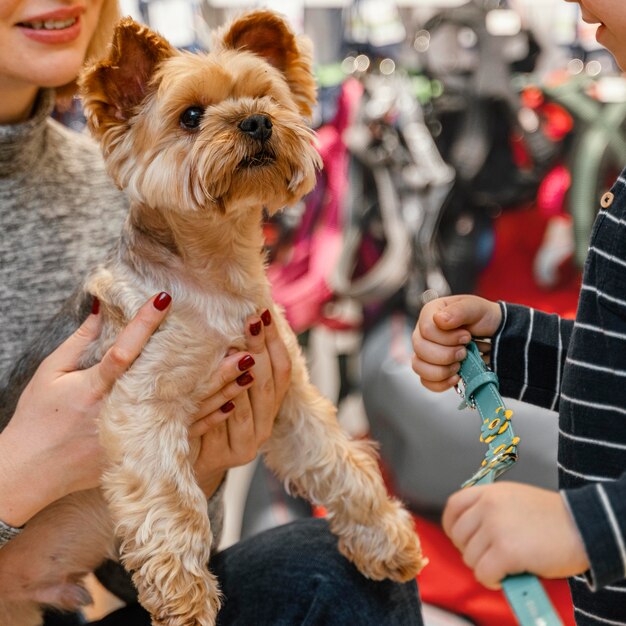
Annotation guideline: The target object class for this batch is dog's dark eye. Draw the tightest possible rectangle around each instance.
[180,106,204,130]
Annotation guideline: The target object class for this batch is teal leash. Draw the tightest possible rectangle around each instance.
[456,342,563,626]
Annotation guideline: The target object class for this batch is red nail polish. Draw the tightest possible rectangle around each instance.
[238,354,255,371]
[237,371,254,386]
[154,292,172,311]
[250,321,262,336]
[91,297,100,315]
[261,309,272,326]
[220,401,235,413]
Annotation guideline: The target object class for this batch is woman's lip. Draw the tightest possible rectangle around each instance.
[19,5,85,23]
[17,16,82,44]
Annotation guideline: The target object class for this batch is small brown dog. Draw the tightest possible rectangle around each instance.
[0,11,424,626]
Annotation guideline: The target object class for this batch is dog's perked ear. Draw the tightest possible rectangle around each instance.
[215,10,317,119]
[79,18,175,138]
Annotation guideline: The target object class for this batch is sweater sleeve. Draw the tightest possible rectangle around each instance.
[562,475,626,589]
[491,302,574,411]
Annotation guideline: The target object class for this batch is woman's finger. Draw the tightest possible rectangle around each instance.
[225,391,257,466]
[90,292,172,396]
[189,405,232,437]
[259,308,291,415]
[243,312,276,442]
[194,421,230,477]
[446,499,482,552]
[190,351,256,426]
[189,366,255,438]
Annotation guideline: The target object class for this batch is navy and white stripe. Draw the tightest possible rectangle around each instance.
[492,170,626,624]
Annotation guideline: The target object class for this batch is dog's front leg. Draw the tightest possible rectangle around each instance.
[262,321,426,583]
[265,389,425,582]
[99,389,220,626]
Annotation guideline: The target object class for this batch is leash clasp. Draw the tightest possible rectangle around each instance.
[454,380,476,410]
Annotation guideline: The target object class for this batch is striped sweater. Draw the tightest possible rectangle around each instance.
[492,170,626,625]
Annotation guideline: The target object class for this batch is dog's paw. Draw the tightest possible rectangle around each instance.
[337,501,427,583]
[141,569,221,626]
[152,610,218,626]
[151,594,220,626]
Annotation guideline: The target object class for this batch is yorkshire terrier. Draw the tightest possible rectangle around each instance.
[0,11,424,626]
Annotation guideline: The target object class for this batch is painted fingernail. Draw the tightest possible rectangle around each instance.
[154,292,172,311]
[236,371,254,386]
[261,309,272,326]
[238,354,255,371]
[91,297,100,315]
[250,321,262,336]
[220,401,235,413]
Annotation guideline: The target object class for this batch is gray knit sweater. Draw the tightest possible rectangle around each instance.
[0,89,224,602]
[0,90,127,376]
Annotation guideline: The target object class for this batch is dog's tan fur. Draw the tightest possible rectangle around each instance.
[0,11,425,626]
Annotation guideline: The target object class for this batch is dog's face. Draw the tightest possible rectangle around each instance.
[79,11,322,216]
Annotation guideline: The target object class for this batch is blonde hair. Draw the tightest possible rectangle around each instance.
[56,0,121,103]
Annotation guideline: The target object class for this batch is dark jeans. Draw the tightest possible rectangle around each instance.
[45,518,423,626]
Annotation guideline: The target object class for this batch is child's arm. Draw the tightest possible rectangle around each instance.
[492,303,575,412]
[562,475,626,591]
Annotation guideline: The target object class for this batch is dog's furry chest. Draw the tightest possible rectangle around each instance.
[118,294,265,402]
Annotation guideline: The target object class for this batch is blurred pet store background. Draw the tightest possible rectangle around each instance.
[67,0,626,624]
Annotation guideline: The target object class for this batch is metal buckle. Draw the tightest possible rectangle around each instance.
[455,382,476,409]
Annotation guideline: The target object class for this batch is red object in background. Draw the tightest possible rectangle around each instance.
[477,202,580,319]
[536,164,572,219]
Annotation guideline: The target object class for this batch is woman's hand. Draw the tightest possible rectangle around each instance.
[412,295,502,392]
[192,309,291,497]
[0,292,173,527]
[442,482,590,589]
[0,298,292,528]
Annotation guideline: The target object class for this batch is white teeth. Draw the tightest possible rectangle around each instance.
[23,17,76,30]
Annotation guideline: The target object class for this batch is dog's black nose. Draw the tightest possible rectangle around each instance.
[239,114,272,142]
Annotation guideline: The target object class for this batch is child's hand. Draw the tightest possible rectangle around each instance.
[412,295,502,392]
[442,482,590,589]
